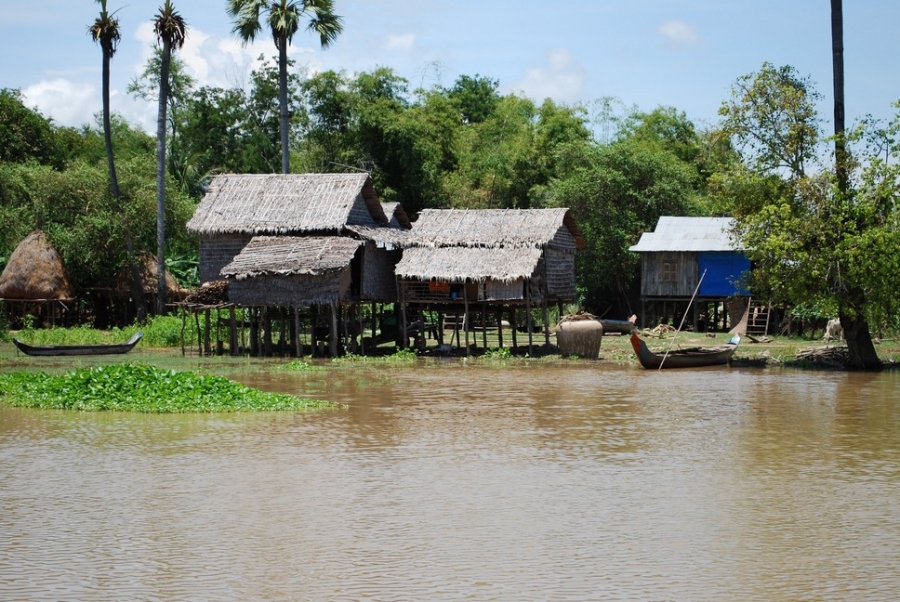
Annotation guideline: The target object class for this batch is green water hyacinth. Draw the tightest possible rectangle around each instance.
[0,364,340,413]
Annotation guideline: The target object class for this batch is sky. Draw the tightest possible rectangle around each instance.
[2,0,898,137]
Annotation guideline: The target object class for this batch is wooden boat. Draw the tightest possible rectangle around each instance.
[599,318,637,334]
[630,330,740,369]
[13,332,143,357]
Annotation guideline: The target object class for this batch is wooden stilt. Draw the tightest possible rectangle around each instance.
[543,299,550,347]
[481,302,488,349]
[229,306,238,356]
[330,302,338,357]
[204,309,211,355]
[463,283,470,357]
[526,283,533,356]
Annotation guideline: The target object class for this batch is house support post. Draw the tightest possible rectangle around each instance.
[526,281,533,356]
[463,282,470,357]
[330,302,338,357]
[482,302,488,349]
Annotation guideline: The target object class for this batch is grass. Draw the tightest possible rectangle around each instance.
[6,315,194,348]
[0,363,342,413]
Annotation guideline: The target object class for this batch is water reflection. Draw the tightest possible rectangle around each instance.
[1,362,899,600]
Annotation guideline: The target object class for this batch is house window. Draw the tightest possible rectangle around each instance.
[661,261,677,283]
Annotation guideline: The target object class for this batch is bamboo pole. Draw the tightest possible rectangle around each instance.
[659,269,706,369]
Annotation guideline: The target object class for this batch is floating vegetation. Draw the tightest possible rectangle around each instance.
[276,359,322,372]
[0,363,340,413]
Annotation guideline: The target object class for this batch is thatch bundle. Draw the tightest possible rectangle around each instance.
[184,280,229,305]
[115,252,185,299]
[0,230,74,300]
[556,313,603,358]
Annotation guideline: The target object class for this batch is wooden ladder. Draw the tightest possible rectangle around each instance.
[745,298,771,336]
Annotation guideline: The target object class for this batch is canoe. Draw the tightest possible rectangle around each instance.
[599,318,637,334]
[630,330,740,369]
[13,332,143,357]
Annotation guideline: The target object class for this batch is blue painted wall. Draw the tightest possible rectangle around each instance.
[697,252,750,296]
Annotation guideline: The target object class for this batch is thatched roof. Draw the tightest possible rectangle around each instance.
[342,201,412,250]
[395,246,543,283]
[186,173,388,236]
[115,252,185,298]
[220,236,364,280]
[404,208,586,250]
[0,230,74,300]
[382,202,411,229]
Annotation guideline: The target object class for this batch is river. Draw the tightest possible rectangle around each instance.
[1,359,899,601]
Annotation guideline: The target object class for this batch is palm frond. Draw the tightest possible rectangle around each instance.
[154,1,188,51]
[303,0,343,48]
[226,0,266,43]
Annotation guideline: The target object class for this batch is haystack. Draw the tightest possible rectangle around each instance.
[115,252,186,300]
[0,230,74,300]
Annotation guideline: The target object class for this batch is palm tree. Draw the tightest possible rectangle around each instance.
[153,0,187,315]
[90,0,146,322]
[227,0,342,174]
[831,0,846,193]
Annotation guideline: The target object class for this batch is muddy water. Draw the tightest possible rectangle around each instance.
[1,361,899,601]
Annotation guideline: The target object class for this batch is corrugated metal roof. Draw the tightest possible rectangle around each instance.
[629,217,741,252]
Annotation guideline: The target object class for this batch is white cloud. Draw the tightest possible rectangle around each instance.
[657,20,698,47]
[508,48,585,103]
[384,33,415,52]
[22,79,98,128]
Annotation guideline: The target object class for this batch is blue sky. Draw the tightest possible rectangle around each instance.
[2,0,898,137]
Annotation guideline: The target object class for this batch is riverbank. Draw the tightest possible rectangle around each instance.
[3,326,899,370]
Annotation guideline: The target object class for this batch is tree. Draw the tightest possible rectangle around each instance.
[717,62,887,370]
[150,0,187,315]
[719,62,822,179]
[226,0,343,174]
[0,89,63,169]
[549,137,698,314]
[445,74,499,124]
[90,0,146,322]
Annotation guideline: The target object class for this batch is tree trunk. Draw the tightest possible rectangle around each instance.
[831,0,847,194]
[277,34,290,174]
[156,38,171,315]
[102,43,146,323]
[840,313,882,371]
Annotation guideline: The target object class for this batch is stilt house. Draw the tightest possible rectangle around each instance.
[184,173,409,356]
[629,216,750,331]
[395,208,585,353]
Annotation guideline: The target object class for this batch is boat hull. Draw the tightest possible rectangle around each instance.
[13,333,143,357]
[630,331,738,369]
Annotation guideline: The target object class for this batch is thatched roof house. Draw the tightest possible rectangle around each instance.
[221,236,364,306]
[187,173,395,283]
[396,208,585,304]
[0,230,74,300]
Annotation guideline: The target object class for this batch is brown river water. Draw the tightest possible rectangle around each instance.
[1,356,899,601]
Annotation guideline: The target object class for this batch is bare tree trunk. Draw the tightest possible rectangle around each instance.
[102,43,146,323]
[831,0,880,371]
[156,38,172,315]
[831,0,847,194]
[277,34,290,174]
